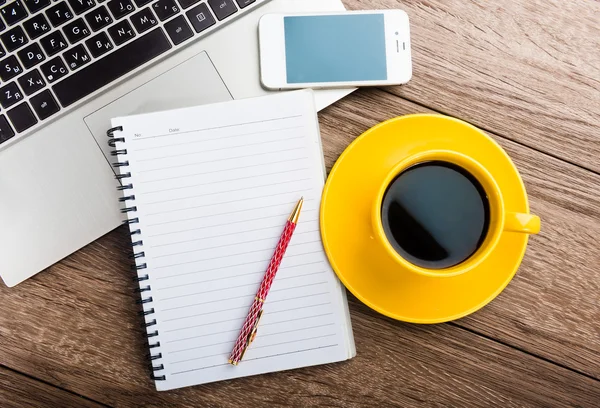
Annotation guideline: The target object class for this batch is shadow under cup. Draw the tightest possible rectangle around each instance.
[374,150,508,277]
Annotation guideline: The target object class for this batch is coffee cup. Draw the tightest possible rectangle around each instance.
[372,149,540,278]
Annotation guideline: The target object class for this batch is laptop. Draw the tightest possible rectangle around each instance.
[0,0,352,287]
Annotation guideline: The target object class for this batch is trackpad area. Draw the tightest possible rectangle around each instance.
[85,51,232,163]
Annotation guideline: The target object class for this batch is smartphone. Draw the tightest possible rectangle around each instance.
[259,10,412,90]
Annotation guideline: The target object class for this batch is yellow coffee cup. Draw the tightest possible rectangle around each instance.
[372,149,540,278]
[321,114,541,322]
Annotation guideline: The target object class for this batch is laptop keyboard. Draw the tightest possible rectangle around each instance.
[0,0,267,145]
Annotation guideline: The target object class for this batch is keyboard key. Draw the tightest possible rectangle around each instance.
[0,18,4,32]
[23,0,51,13]
[1,26,28,52]
[67,0,94,15]
[17,68,45,95]
[185,3,214,34]
[164,14,191,45]
[1,0,28,26]
[85,31,112,57]
[0,55,23,81]
[177,0,198,9]
[30,89,59,119]
[39,30,68,55]
[53,27,171,107]
[107,0,134,19]
[107,18,133,45]
[207,0,235,21]
[130,7,155,33]
[0,114,15,143]
[7,102,37,132]
[84,5,111,31]
[235,0,253,8]
[46,1,73,27]
[152,0,179,22]
[17,42,45,69]
[23,13,52,39]
[40,55,68,82]
[63,17,89,43]
[62,42,89,69]
[0,81,24,108]
[133,0,150,6]
[0,43,4,59]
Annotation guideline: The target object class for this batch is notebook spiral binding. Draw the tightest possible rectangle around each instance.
[107,126,166,382]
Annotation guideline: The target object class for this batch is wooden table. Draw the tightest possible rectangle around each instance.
[2,0,599,406]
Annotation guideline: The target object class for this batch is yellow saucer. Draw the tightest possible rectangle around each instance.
[320,114,530,323]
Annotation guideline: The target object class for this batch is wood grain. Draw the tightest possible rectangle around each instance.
[319,88,600,379]
[0,89,599,406]
[2,0,600,404]
[343,0,600,172]
[0,366,104,408]
[0,231,598,407]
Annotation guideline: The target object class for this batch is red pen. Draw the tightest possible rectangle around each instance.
[228,197,304,365]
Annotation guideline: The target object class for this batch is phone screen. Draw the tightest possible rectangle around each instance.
[284,14,388,84]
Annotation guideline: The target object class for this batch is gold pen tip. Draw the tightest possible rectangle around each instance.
[289,197,304,224]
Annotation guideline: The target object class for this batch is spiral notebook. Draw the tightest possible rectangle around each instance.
[108,90,355,391]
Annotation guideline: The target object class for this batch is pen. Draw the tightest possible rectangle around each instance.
[228,197,304,365]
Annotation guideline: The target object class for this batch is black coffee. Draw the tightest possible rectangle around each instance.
[381,161,490,269]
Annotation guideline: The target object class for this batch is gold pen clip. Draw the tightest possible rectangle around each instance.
[238,309,263,363]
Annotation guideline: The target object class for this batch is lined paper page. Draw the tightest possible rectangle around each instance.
[113,90,354,391]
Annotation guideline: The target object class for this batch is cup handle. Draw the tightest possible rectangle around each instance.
[504,212,541,234]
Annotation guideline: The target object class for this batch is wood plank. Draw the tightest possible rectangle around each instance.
[0,236,598,407]
[318,88,600,379]
[0,366,104,408]
[342,0,600,172]
[0,89,599,406]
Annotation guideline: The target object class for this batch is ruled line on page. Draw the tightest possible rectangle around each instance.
[168,323,335,354]
[148,213,289,237]
[153,248,324,270]
[160,271,263,291]
[133,125,304,152]
[171,352,227,364]
[132,114,303,141]
[156,258,323,281]
[148,199,317,228]
[149,226,319,249]
[147,201,315,228]
[143,177,311,206]
[146,191,311,217]
[160,287,328,313]
[137,136,306,163]
[152,234,320,259]
[162,305,248,322]
[165,329,241,344]
[138,147,306,174]
[143,167,310,195]
[241,344,339,363]
[171,363,229,375]
[138,157,309,184]
[266,301,331,315]
[247,312,334,328]
[170,343,339,375]
[250,333,337,351]
[160,273,326,301]
[163,316,245,333]
[160,281,262,301]
[163,312,335,344]
[169,333,337,365]
[159,266,324,291]
[162,297,329,328]
[162,293,330,333]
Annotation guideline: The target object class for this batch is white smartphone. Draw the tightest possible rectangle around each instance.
[259,10,412,90]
